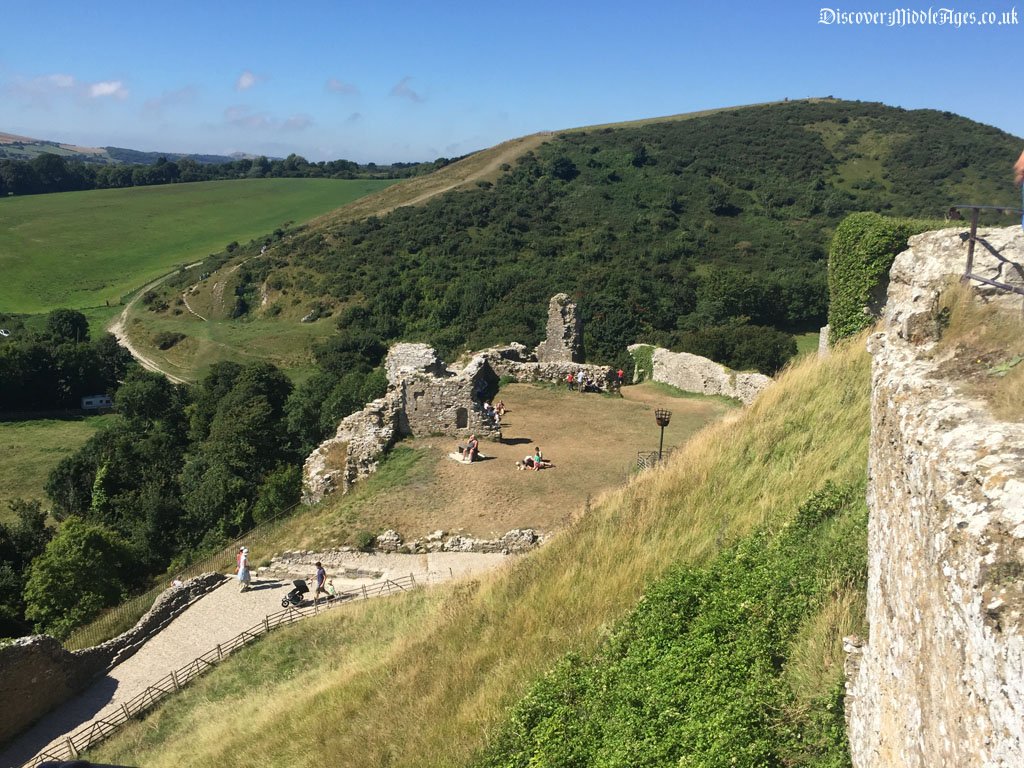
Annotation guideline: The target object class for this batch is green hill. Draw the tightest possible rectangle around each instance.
[136,99,1022,377]
[0,178,396,316]
[89,340,871,768]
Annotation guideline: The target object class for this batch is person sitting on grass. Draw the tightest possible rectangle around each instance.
[532,449,553,469]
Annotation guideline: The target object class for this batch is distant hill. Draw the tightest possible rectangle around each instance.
[0,131,252,165]
[184,98,1020,368]
[0,131,110,162]
[102,146,241,165]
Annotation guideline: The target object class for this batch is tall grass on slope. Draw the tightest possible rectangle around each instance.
[477,482,867,768]
[90,340,870,768]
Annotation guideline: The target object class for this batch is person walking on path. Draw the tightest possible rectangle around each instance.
[314,561,329,604]
[237,547,252,592]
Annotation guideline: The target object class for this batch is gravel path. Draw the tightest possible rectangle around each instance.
[1,552,510,768]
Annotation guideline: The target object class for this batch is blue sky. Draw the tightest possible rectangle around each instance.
[1,0,1022,163]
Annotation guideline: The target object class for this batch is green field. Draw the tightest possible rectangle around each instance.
[0,178,397,314]
[123,311,340,384]
[0,415,115,523]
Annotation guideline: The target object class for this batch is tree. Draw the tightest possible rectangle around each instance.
[45,309,90,344]
[0,499,52,636]
[24,518,136,637]
[115,368,179,424]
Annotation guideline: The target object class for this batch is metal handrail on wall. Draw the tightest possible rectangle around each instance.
[23,575,418,768]
[952,204,1024,298]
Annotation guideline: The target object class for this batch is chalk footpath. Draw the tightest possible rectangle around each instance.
[1,551,510,768]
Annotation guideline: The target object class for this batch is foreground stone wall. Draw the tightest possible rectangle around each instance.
[627,344,772,404]
[847,226,1024,767]
[0,572,223,747]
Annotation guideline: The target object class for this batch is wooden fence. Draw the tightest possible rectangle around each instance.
[22,575,417,768]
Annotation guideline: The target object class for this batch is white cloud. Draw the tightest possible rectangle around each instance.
[390,76,424,103]
[89,80,128,99]
[326,78,358,95]
[283,115,312,131]
[46,74,76,89]
[236,70,261,91]
[142,85,197,117]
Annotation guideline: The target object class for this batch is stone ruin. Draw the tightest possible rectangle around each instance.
[626,344,773,405]
[302,294,613,504]
[534,292,584,363]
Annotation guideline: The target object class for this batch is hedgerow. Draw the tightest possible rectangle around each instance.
[826,212,941,342]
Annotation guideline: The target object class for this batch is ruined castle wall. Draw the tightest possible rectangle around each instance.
[627,344,772,404]
[0,573,224,747]
[302,392,402,505]
[396,374,499,438]
[534,292,584,363]
[847,226,1024,768]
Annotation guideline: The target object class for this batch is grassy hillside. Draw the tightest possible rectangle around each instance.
[90,339,871,768]
[0,415,115,523]
[134,99,1021,380]
[0,178,395,315]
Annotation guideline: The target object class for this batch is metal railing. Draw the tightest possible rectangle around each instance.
[636,449,674,471]
[23,575,417,768]
[953,204,1024,298]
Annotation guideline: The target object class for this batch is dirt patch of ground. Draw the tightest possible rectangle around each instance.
[301,382,734,545]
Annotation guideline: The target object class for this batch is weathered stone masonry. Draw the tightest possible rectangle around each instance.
[846,226,1024,768]
[0,572,224,748]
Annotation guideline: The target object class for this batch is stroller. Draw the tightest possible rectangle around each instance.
[281,579,309,608]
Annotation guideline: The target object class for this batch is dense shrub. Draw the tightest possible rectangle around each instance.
[827,212,941,342]
[671,323,797,375]
[478,483,867,768]
[23,518,136,638]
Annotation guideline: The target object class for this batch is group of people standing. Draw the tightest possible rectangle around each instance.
[565,368,626,392]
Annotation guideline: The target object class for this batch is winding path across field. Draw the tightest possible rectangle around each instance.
[106,266,201,385]
[0,552,509,768]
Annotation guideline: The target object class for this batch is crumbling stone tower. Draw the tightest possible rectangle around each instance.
[534,293,584,363]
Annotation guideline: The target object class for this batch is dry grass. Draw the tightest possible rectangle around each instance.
[90,340,871,768]
[310,133,550,231]
[935,282,1024,421]
[285,382,732,547]
[783,580,867,709]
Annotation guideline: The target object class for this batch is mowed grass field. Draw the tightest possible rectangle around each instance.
[0,178,397,314]
[0,415,115,523]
